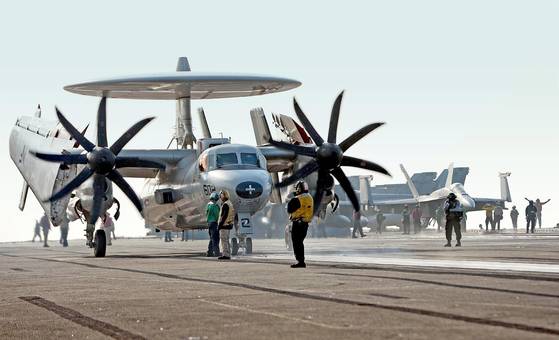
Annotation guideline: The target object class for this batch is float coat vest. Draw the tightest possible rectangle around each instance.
[290,193,314,223]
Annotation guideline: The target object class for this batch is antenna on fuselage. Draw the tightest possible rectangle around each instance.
[175,57,195,149]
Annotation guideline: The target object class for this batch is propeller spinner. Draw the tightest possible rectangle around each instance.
[32,97,164,225]
[269,91,391,214]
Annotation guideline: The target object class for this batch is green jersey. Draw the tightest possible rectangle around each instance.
[206,202,220,223]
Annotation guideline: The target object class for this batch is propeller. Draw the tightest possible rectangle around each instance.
[270,91,390,214]
[32,97,164,225]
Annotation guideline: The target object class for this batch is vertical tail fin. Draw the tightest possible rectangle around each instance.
[400,164,419,198]
[499,172,512,202]
[359,175,372,205]
[197,107,212,138]
[250,107,272,146]
[445,162,454,188]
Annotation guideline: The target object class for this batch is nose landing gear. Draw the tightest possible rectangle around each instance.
[231,212,253,255]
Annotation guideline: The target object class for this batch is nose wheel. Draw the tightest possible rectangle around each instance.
[93,229,107,257]
[231,236,252,255]
[232,212,253,255]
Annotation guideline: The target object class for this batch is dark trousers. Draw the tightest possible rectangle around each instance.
[60,226,69,247]
[352,223,364,237]
[403,221,410,234]
[485,216,493,231]
[291,220,308,264]
[413,220,421,233]
[446,219,462,243]
[495,217,502,230]
[207,222,219,255]
[527,218,536,233]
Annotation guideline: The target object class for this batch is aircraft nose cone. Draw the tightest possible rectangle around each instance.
[236,181,263,199]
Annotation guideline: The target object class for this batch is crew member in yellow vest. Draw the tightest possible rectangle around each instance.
[218,190,235,260]
[287,181,314,268]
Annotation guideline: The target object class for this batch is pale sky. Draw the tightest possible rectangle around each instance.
[1,0,557,242]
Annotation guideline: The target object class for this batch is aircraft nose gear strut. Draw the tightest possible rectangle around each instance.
[231,212,254,256]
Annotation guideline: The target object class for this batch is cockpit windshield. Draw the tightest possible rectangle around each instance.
[203,145,267,171]
[240,153,259,167]
[216,153,238,168]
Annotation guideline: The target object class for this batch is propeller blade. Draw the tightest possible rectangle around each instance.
[107,170,143,213]
[88,174,106,225]
[327,91,344,143]
[341,155,391,176]
[293,98,324,146]
[339,122,385,152]
[46,167,93,202]
[312,173,327,216]
[110,117,155,155]
[268,139,317,157]
[115,157,166,169]
[32,152,87,165]
[275,160,320,188]
[55,107,95,152]
[97,97,108,147]
[332,167,360,212]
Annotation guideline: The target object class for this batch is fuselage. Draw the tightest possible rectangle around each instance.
[141,143,273,231]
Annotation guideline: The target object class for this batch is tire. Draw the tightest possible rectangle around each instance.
[245,238,252,255]
[94,230,106,257]
[231,238,239,256]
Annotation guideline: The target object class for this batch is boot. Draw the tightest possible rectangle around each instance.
[291,262,306,268]
[444,243,451,247]
[455,242,461,247]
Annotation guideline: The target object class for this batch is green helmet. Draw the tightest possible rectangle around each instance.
[210,192,219,201]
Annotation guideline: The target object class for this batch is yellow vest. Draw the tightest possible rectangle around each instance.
[222,200,235,225]
[290,193,314,223]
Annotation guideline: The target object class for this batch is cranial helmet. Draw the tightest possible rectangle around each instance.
[219,190,230,200]
[210,192,219,201]
[295,181,309,194]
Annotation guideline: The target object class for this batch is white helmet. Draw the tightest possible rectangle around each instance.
[295,181,309,194]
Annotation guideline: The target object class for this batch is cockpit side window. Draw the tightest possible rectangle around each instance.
[199,153,209,172]
[216,153,238,168]
[240,153,259,167]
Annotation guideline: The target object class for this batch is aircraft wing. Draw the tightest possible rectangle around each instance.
[117,149,196,178]
[374,195,444,206]
[473,198,507,210]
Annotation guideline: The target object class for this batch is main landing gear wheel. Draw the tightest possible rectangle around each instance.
[231,238,239,256]
[94,229,106,257]
[245,238,252,255]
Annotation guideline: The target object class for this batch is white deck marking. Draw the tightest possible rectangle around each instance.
[252,254,559,274]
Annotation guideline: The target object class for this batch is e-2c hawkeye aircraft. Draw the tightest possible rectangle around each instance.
[9,57,390,257]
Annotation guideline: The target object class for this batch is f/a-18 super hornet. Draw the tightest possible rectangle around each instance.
[9,57,390,257]
[331,163,511,229]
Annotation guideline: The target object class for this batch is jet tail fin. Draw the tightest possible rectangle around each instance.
[400,164,419,199]
[445,162,454,188]
[499,172,512,202]
[359,176,372,205]
[19,180,29,211]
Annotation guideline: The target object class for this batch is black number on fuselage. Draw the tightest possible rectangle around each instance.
[203,184,216,196]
